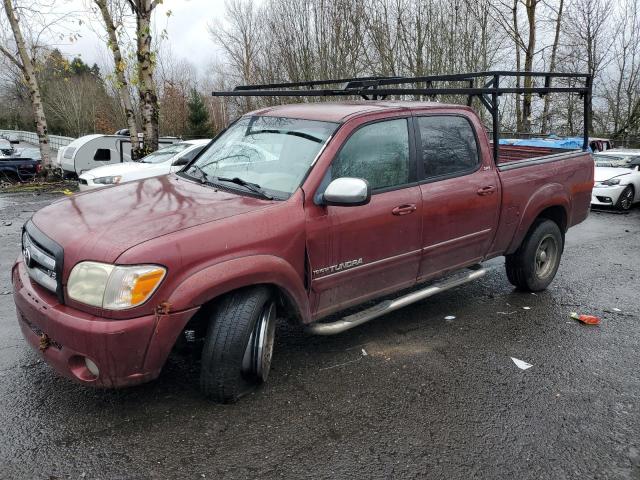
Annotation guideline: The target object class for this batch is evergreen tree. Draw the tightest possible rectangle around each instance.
[187,88,211,138]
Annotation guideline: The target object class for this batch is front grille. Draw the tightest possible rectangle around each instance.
[22,221,64,302]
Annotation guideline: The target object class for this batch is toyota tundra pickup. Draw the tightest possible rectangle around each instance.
[12,72,594,403]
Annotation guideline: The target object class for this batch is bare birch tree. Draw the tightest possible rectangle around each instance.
[0,0,52,170]
[127,0,160,153]
[93,0,141,157]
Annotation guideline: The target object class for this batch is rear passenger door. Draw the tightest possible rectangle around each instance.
[415,114,500,281]
[306,117,423,318]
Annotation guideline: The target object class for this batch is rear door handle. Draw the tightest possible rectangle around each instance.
[392,204,417,216]
[477,185,496,196]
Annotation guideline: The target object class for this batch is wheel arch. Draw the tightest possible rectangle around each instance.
[506,183,570,255]
[167,255,311,325]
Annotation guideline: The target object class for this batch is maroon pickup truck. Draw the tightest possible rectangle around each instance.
[12,73,594,403]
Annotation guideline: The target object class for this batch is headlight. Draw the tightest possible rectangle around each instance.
[601,178,621,186]
[67,262,166,310]
[93,175,122,185]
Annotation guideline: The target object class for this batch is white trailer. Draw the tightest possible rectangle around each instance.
[58,134,179,176]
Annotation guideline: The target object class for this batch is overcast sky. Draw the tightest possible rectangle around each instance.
[56,0,227,75]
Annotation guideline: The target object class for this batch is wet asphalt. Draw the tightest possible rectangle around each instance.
[0,191,638,480]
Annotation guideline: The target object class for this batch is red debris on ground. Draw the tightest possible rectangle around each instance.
[570,312,601,325]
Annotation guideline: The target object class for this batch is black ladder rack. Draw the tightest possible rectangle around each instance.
[212,71,593,163]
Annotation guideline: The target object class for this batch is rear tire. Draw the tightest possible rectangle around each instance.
[505,219,563,292]
[616,185,634,211]
[199,286,277,403]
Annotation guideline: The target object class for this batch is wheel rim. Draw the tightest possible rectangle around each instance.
[534,234,558,279]
[620,188,633,210]
[242,301,276,382]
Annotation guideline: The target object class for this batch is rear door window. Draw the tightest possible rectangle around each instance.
[331,118,410,190]
[416,116,479,179]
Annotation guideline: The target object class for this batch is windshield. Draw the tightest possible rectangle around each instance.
[183,116,338,198]
[140,143,192,164]
[594,153,640,168]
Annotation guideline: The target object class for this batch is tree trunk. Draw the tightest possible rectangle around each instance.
[135,0,159,154]
[94,0,141,158]
[2,0,52,171]
[512,0,523,132]
[541,0,563,134]
[522,0,538,133]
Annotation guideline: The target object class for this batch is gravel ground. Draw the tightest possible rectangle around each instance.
[0,191,638,480]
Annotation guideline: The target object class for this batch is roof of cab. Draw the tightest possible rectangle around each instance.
[247,101,454,123]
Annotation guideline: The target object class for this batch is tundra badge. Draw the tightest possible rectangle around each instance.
[313,258,363,277]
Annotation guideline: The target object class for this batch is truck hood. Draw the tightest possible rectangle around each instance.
[79,161,157,180]
[594,166,632,182]
[31,174,275,269]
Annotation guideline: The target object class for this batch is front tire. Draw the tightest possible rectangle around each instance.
[505,219,563,292]
[200,286,277,403]
[616,185,634,211]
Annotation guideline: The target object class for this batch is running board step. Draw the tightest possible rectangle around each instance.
[305,267,487,335]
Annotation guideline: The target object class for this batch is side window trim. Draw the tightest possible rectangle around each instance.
[329,116,418,195]
[413,113,482,183]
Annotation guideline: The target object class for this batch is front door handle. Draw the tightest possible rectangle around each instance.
[477,185,496,196]
[392,204,417,216]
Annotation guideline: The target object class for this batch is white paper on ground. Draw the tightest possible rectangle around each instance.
[511,357,533,370]
[444,315,456,320]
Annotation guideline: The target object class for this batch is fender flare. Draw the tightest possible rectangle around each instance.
[167,255,311,324]
[506,183,570,255]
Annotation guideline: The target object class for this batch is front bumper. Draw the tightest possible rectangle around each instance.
[12,260,197,388]
[591,185,625,206]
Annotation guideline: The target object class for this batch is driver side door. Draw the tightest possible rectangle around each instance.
[306,117,423,319]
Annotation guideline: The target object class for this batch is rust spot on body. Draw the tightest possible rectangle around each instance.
[155,302,171,315]
[39,333,51,352]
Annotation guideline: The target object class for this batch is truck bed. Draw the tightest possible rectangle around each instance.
[486,149,594,258]
[495,144,574,163]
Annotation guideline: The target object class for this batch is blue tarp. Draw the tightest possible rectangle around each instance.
[499,136,588,151]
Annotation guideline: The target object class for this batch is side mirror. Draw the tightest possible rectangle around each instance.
[322,177,371,206]
[172,157,189,166]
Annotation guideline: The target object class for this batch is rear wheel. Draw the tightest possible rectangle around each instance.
[616,185,634,211]
[505,219,563,292]
[199,286,277,403]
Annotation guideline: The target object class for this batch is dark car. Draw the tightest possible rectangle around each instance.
[1,146,42,180]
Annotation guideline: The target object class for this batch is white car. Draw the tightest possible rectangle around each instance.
[0,138,14,157]
[591,149,640,210]
[78,139,210,191]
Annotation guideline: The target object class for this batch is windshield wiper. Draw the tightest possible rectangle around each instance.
[216,176,273,200]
